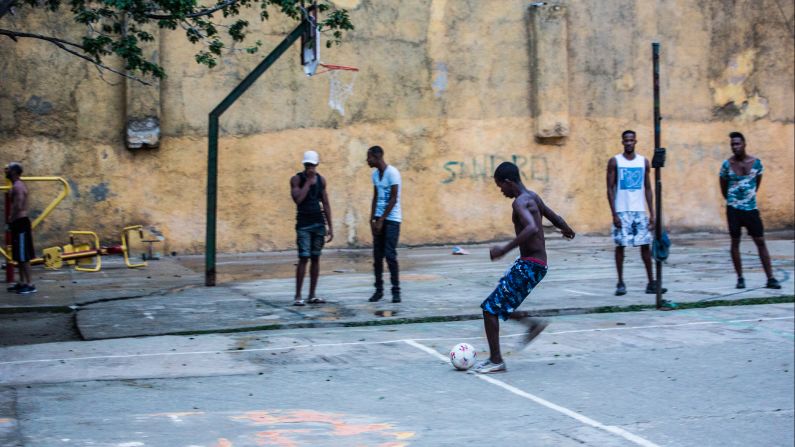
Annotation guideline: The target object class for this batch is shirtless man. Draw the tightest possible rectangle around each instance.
[5,162,36,294]
[472,162,575,374]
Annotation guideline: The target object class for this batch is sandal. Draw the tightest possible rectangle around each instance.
[308,297,326,304]
[293,299,305,306]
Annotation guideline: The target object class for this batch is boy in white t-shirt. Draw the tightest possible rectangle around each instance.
[366,146,402,303]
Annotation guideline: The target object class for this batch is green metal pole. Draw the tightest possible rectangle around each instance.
[206,114,219,286]
[205,20,309,286]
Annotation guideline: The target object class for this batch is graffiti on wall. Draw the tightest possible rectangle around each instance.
[442,154,549,184]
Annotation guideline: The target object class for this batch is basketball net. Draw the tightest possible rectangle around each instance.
[314,64,359,116]
[328,69,357,115]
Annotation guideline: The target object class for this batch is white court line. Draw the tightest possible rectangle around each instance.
[0,316,792,367]
[402,339,661,447]
[564,289,599,296]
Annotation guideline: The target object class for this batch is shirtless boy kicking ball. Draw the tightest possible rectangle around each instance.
[473,162,575,374]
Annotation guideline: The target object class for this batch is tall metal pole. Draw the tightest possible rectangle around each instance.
[205,20,309,286]
[652,42,663,308]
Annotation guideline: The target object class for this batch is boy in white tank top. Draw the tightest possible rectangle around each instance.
[606,130,665,296]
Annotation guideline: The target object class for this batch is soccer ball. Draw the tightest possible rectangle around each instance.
[449,343,477,370]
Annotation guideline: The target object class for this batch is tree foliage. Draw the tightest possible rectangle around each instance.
[0,0,353,83]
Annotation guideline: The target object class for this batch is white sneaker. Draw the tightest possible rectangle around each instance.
[470,359,507,374]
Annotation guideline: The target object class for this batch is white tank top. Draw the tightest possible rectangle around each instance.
[613,154,647,213]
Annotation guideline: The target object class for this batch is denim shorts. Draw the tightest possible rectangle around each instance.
[296,223,326,258]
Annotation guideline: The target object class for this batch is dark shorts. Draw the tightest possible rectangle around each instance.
[481,258,548,321]
[296,223,326,258]
[727,206,764,239]
[11,217,35,262]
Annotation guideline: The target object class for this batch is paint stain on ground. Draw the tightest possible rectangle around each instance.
[141,409,413,446]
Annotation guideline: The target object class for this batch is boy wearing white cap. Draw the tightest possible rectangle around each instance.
[290,150,334,306]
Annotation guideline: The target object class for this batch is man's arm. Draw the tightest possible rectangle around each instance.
[10,183,25,218]
[290,175,313,205]
[606,158,621,228]
[491,198,540,260]
[719,177,728,199]
[320,177,334,242]
[539,197,575,239]
[756,174,762,191]
[370,185,378,219]
[644,158,655,229]
[370,185,379,234]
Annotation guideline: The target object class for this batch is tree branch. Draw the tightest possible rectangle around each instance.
[144,0,238,20]
[0,28,153,85]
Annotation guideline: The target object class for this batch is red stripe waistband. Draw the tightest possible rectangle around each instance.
[520,256,547,266]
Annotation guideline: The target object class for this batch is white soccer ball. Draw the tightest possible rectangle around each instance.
[450,343,477,370]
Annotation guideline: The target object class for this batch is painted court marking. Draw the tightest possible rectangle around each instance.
[0,316,791,367]
[403,339,661,447]
[563,288,599,296]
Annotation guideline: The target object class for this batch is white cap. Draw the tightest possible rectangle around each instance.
[302,150,319,165]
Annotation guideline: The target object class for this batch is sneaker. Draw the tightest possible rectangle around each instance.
[766,278,782,289]
[645,281,667,294]
[470,359,507,374]
[659,299,678,311]
[6,283,22,293]
[519,318,549,349]
[368,290,384,302]
[391,292,401,303]
[17,284,37,295]
[615,282,626,296]
[736,277,745,289]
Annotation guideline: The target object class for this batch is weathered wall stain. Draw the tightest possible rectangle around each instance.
[90,183,111,202]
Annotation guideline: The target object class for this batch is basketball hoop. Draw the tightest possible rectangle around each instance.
[313,63,359,75]
[312,63,359,116]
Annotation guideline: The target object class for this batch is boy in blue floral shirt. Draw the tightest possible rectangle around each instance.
[719,132,781,289]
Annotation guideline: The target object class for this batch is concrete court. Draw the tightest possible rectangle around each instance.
[76,232,793,339]
[0,231,793,344]
[0,303,792,446]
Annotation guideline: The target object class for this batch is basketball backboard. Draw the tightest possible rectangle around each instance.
[300,2,320,76]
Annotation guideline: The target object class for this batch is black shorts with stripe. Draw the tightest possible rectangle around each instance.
[11,217,35,262]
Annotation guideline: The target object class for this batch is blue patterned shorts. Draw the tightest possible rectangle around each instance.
[612,211,652,247]
[481,258,548,321]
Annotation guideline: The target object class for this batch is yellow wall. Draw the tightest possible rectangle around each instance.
[1,0,793,253]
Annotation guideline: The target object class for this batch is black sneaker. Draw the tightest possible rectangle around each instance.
[736,277,745,289]
[392,292,401,303]
[368,290,384,302]
[17,284,37,294]
[766,278,782,289]
[615,282,626,296]
[6,283,21,293]
[645,281,667,294]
